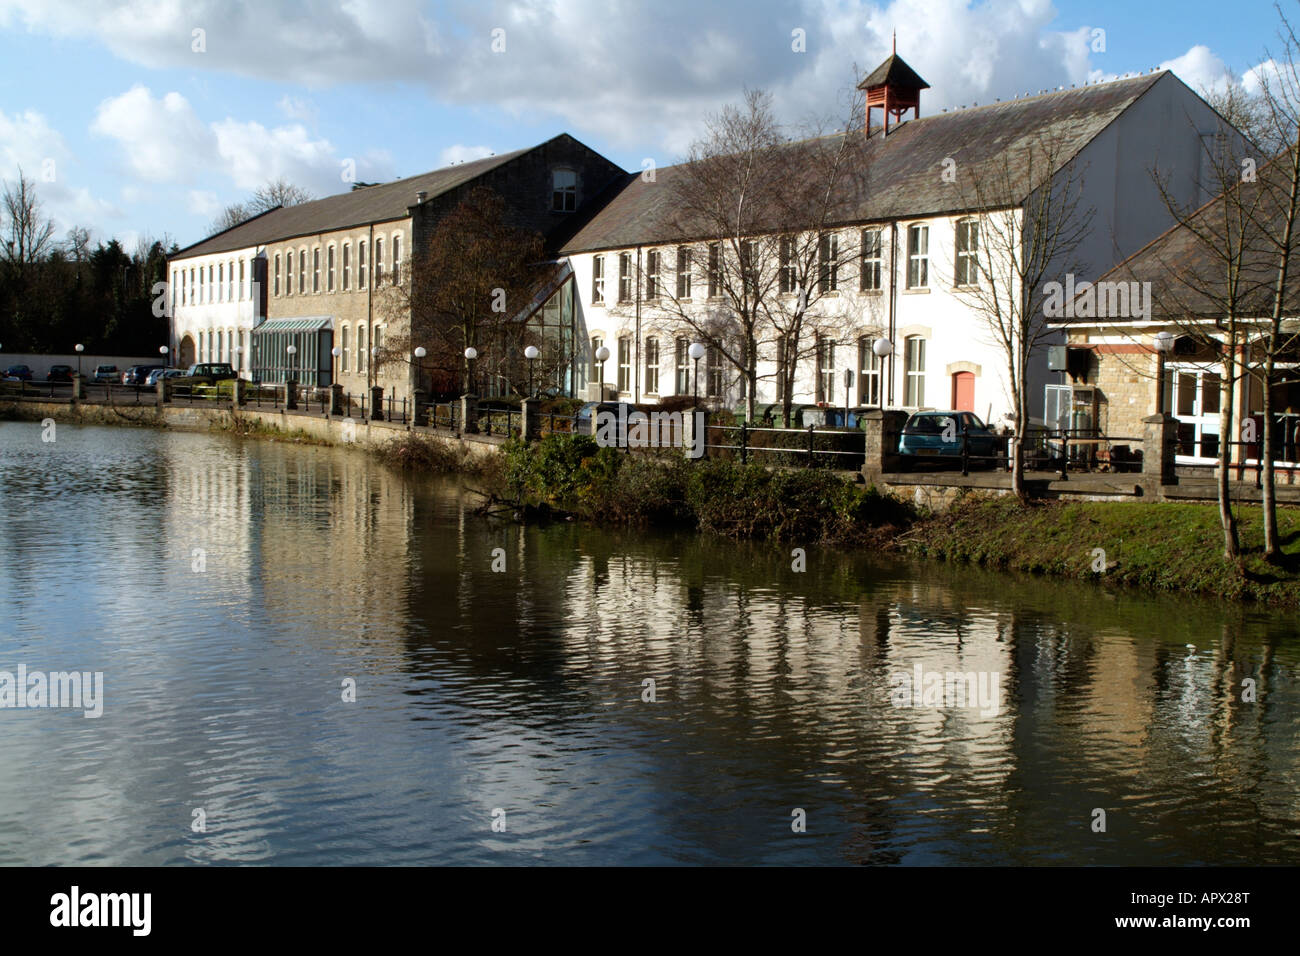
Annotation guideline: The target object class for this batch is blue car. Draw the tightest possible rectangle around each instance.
[898,410,1002,469]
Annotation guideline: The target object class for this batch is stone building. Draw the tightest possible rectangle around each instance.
[168,134,624,405]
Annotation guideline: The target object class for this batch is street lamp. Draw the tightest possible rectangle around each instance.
[688,341,706,407]
[464,346,478,395]
[524,344,539,398]
[595,345,610,399]
[286,343,297,380]
[872,336,893,407]
[1154,331,1175,414]
[75,343,84,379]
[233,344,242,375]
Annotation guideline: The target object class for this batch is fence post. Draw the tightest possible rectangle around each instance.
[231,377,243,408]
[71,373,85,405]
[961,429,970,477]
[682,406,709,460]
[520,398,540,441]
[369,385,384,421]
[1142,413,1177,488]
[739,421,748,464]
[286,380,299,411]
[460,394,479,434]
[807,424,815,468]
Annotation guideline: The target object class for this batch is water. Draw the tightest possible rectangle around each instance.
[0,421,1297,865]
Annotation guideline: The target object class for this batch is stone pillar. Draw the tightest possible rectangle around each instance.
[682,407,709,460]
[156,376,170,408]
[230,377,243,407]
[861,409,909,478]
[460,393,479,434]
[330,383,345,417]
[370,385,384,421]
[286,380,299,410]
[71,373,85,403]
[519,398,540,441]
[1142,413,1178,485]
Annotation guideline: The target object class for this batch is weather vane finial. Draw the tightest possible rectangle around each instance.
[892,30,896,54]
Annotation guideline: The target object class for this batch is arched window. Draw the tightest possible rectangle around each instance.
[904,335,926,407]
[341,325,350,372]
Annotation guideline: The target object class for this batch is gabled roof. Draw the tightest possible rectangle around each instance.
[561,72,1166,254]
[172,143,538,260]
[1059,152,1300,324]
[858,54,929,91]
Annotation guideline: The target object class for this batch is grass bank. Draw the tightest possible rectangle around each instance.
[211,415,331,445]
[503,434,912,544]
[904,495,1300,606]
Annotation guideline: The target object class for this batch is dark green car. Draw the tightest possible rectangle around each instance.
[184,363,237,385]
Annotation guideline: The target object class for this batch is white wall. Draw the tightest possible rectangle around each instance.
[0,353,160,378]
[169,246,264,373]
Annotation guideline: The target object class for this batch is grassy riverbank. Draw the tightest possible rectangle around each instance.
[904,495,1300,606]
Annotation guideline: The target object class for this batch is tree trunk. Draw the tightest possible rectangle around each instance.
[1216,342,1239,560]
[1262,346,1280,559]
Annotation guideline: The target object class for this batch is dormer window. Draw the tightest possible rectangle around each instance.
[552,169,577,212]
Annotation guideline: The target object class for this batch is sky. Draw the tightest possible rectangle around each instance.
[0,0,1289,253]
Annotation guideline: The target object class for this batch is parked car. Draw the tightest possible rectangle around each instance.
[46,364,74,383]
[145,367,185,387]
[122,365,164,386]
[898,410,1002,469]
[92,365,118,384]
[183,363,237,385]
[3,364,33,381]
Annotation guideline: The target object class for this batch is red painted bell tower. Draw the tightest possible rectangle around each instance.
[860,35,930,134]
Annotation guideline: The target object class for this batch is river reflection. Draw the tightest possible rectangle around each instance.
[0,422,1296,865]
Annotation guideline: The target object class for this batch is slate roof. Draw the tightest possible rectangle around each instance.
[561,72,1167,255]
[172,145,534,260]
[1060,152,1300,323]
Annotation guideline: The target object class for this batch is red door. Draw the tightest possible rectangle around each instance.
[952,371,975,411]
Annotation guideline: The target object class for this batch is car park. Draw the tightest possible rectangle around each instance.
[46,364,74,382]
[91,365,118,383]
[3,364,33,381]
[898,410,1002,469]
[145,367,185,387]
[122,365,165,386]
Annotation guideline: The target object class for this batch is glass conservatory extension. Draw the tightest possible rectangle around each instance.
[251,316,334,386]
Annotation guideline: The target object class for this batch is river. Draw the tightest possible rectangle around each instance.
[0,421,1296,865]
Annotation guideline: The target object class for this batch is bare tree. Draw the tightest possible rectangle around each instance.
[952,132,1095,499]
[208,178,314,236]
[620,89,868,422]
[1,168,57,277]
[394,186,545,395]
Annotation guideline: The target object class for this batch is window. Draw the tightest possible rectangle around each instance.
[239,259,246,299]
[286,252,293,295]
[592,255,605,304]
[313,248,321,293]
[217,330,224,362]
[618,252,632,303]
[358,325,367,373]
[227,261,233,300]
[907,224,929,289]
[590,336,603,383]
[955,219,979,286]
[818,233,839,293]
[905,336,926,406]
[218,263,224,302]
[342,243,350,290]
[675,337,690,394]
[676,246,691,298]
[707,344,722,398]
[645,337,660,393]
[816,336,836,403]
[858,337,882,406]
[708,242,721,297]
[779,236,796,294]
[374,325,384,352]
[617,336,631,392]
[327,245,335,292]
[375,238,384,284]
[552,169,577,211]
[209,265,214,301]
[359,240,367,288]
[298,250,306,294]
[646,250,660,299]
[740,240,757,298]
[189,268,195,304]
[860,229,882,291]
[341,326,349,372]
[392,235,400,284]
[274,254,281,296]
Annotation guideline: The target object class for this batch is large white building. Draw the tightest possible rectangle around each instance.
[559,55,1242,426]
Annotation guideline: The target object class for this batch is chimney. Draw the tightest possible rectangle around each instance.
[416,190,428,204]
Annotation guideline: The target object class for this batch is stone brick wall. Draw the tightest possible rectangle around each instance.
[1076,345,1156,442]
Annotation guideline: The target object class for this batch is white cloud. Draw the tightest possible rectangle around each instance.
[1160,45,1233,95]
[277,94,317,125]
[90,85,213,182]
[186,189,221,217]
[0,107,118,235]
[438,144,493,166]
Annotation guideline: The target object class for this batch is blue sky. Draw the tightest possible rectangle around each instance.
[0,0,1288,252]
